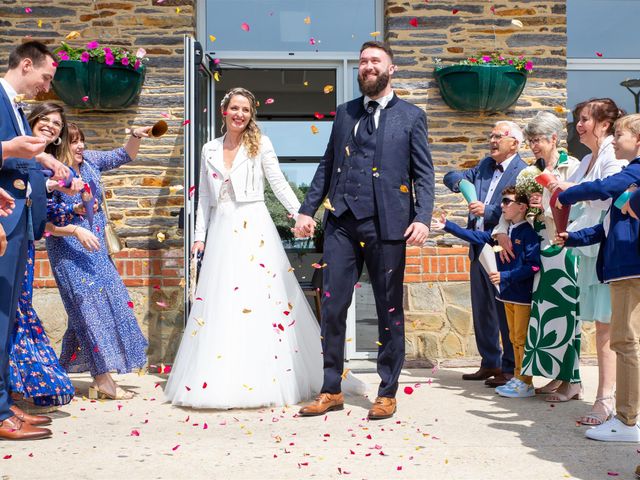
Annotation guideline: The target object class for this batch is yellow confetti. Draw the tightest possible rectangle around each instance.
[288,302,293,310]
[259,239,264,247]
[345,146,350,156]
[37,19,42,28]
[242,308,252,314]
[213,71,220,82]
[372,167,378,171]
[176,7,181,13]
[195,317,205,327]
[370,31,381,37]
[303,16,311,24]
[178,278,186,288]
[511,19,524,28]
[303,81,309,87]
[341,368,350,379]
[376,341,383,346]
[287,267,295,272]
[191,330,198,337]
[169,185,184,194]
[243,220,248,229]
[249,255,254,261]
[554,106,565,113]
[209,34,217,42]
[311,125,319,134]
[65,31,81,40]
[323,197,335,212]
[346,337,353,342]
[399,185,409,193]
[217,355,222,359]
[359,241,365,247]
[323,84,334,94]
[156,231,166,243]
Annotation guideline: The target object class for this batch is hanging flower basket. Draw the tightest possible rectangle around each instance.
[434,55,532,113]
[51,42,147,110]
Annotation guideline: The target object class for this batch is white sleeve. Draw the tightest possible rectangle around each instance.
[193,145,212,243]
[260,136,301,218]
[491,214,510,238]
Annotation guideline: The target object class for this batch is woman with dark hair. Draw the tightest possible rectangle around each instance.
[9,103,99,412]
[555,98,627,419]
[46,122,151,400]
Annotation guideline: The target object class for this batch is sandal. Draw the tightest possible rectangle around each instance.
[545,382,583,402]
[88,385,135,400]
[535,379,562,395]
[579,395,616,425]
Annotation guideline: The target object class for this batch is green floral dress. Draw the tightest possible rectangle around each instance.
[520,154,582,383]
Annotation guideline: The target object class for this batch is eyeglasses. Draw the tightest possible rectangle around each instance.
[37,115,63,130]
[501,197,517,206]
[526,137,546,147]
[488,133,513,141]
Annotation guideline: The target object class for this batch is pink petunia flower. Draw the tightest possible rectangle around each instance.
[86,41,99,50]
[105,53,114,66]
[482,55,491,62]
[80,51,90,63]
[121,57,129,66]
[57,51,69,60]
[524,61,534,71]
[508,59,514,65]
[134,59,141,70]
[103,47,112,55]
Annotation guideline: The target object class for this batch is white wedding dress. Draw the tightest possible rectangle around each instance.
[165,168,365,409]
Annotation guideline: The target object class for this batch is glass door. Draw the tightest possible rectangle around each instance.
[183,36,213,325]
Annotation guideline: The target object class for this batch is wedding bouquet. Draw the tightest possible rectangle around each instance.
[515,165,544,217]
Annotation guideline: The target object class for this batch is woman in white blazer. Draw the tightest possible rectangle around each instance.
[165,88,364,409]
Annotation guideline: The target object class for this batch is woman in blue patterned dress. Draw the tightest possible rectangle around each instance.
[10,103,100,409]
[47,123,151,400]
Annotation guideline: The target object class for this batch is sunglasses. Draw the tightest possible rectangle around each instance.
[501,197,518,206]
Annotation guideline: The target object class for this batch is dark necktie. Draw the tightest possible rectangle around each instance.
[493,162,504,173]
[355,100,379,144]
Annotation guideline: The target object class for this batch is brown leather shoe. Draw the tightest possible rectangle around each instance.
[635,463,639,479]
[461,367,502,381]
[10,405,52,426]
[298,393,344,416]
[484,373,514,387]
[0,415,52,440]
[368,396,396,420]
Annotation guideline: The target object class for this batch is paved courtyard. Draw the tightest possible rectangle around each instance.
[0,365,636,480]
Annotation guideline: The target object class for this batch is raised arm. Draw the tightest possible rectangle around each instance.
[443,219,492,246]
[565,223,606,247]
[559,168,640,206]
[443,163,479,193]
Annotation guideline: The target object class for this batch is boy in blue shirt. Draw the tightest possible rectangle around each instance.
[432,187,541,398]
[556,113,640,442]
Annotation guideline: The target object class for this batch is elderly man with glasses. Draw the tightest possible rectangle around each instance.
[443,121,527,387]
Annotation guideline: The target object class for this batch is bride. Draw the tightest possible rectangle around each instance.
[165,87,364,408]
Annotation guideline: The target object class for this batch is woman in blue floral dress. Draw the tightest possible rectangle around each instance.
[47,123,151,400]
[10,103,100,408]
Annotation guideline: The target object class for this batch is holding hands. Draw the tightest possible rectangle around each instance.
[554,232,569,247]
[430,212,447,231]
[293,213,316,239]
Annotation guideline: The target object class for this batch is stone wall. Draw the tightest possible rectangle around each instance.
[0,0,195,364]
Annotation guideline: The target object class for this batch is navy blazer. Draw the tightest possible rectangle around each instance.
[444,219,540,304]
[443,154,527,259]
[0,86,47,239]
[299,94,434,241]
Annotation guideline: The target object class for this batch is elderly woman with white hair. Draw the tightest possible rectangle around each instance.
[494,111,583,401]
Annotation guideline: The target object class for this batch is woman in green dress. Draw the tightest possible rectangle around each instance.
[494,111,581,401]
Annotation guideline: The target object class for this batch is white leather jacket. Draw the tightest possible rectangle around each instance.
[194,134,301,242]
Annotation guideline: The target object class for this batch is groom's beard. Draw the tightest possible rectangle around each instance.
[358,70,390,97]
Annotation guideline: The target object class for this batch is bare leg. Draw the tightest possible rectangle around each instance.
[580,321,616,424]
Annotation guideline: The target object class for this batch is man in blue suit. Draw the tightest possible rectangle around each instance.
[0,41,70,440]
[295,41,434,420]
[444,121,527,387]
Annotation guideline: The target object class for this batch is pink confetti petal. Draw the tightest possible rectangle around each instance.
[130,429,140,436]
[81,96,89,102]
[188,185,196,198]
[156,301,168,308]
[265,98,275,104]
[25,7,32,13]
[409,18,418,27]
[182,119,191,126]
[403,386,414,395]
[596,52,603,57]
[240,22,250,31]
[172,444,180,451]
[127,301,134,308]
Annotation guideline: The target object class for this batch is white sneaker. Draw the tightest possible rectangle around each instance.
[496,379,535,398]
[585,417,640,442]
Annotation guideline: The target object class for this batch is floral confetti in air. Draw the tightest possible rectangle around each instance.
[452,8,459,14]
[311,125,319,134]
[242,308,252,314]
[81,96,89,102]
[399,185,409,193]
[314,112,325,119]
[127,301,134,308]
[130,429,140,436]
[309,38,316,46]
[409,18,418,27]
[511,19,524,28]
[182,119,191,126]
[323,85,334,94]
[66,31,80,40]
[370,31,380,37]
[25,7,32,13]
[241,22,250,31]
[596,52,603,57]
[156,232,166,243]
[304,16,311,24]
[37,19,42,27]
[265,98,275,104]
[209,34,216,42]
[189,186,196,198]
[172,444,180,451]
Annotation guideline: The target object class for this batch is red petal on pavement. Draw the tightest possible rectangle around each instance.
[203,422,208,429]
[202,382,208,389]
[404,386,414,395]
[130,429,140,436]
[172,444,180,451]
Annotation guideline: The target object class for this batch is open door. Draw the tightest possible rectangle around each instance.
[183,36,214,325]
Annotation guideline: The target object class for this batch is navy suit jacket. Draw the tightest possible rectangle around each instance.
[0,86,47,239]
[299,94,434,241]
[443,154,527,259]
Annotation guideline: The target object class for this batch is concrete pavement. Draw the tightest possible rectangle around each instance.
[0,365,637,480]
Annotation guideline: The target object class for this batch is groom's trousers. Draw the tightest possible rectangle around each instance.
[320,210,406,398]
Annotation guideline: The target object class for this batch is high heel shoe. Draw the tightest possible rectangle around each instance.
[545,382,583,402]
[88,386,134,400]
[579,395,616,425]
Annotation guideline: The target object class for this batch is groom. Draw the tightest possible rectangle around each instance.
[294,41,434,419]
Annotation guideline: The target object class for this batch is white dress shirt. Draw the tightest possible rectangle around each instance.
[0,78,26,135]
[354,90,395,134]
[475,153,517,231]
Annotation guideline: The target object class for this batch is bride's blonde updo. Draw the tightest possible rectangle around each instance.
[220,87,261,158]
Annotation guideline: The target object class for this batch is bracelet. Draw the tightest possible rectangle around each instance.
[71,226,78,236]
[131,130,142,139]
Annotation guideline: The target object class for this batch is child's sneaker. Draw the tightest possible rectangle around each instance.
[495,377,518,395]
[496,379,535,398]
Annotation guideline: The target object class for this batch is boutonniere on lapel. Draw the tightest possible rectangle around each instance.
[514,239,522,245]
[399,185,409,193]
[13,95,27,110]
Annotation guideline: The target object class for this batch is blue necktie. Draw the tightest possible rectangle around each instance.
[355,100,379,144]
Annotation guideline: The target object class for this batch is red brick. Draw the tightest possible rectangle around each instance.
[447,257,456,272]
[405,265,420,274]
[403,273,421,283]
[406,256,420,265]
[446,273,470,281]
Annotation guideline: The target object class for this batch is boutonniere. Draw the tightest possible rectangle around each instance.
[13,95,27,110]
[514,239,521,245]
